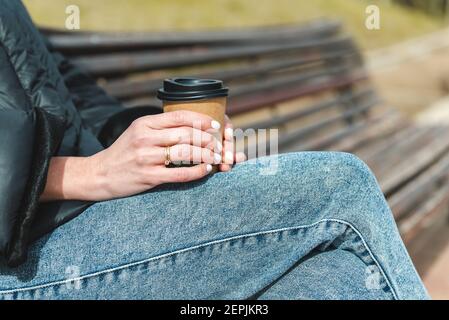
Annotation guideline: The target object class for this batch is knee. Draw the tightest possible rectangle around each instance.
[234,152,391,228]
[310,152,396,233]
[238,151,383,209]
[280,152,384,206]
[301,152,391,223]
[285,152,378,188]
[322,152,382,197]
[324,152,378,188]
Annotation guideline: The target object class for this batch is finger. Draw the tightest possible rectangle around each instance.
[151,127,222,152]
[224,115,234,142]
[159,164,213,183]
[219,163,232,172]
[236,152,247,163]
[140,110,220,132]
[221,115,235,170]
[224,114,231,125]
[223,139,235,165]
[164,145,221,165]
[219,152,246,172]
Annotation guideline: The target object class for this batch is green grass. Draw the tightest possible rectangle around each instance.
[23,0,447,49]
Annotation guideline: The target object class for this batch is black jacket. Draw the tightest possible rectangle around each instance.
[0,0,160,266]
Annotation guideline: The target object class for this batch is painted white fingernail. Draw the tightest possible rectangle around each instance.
[211,120,221,130]
[225,127,234,139]
[214,153,222,164]
[236,152,246,162]
[216,142,223,152]
[206,164,213,172]
[225,151,234,163]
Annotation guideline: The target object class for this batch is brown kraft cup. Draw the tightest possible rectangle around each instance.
[157,78,229,167]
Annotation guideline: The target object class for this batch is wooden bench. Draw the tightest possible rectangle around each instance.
[41,20,449,262]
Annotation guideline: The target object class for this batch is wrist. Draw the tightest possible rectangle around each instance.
[78,152,111,201]
[62,156,105,201]
[41,155,109,202]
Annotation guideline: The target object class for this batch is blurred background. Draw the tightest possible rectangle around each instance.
[24,0,449,299]
[24,0,449,115]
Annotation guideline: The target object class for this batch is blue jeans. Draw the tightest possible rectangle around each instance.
[0,152,428,299]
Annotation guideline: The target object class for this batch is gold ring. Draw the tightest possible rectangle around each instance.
[164,146,171,166]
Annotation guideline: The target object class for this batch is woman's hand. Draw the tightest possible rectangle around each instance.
[41,111,229,202]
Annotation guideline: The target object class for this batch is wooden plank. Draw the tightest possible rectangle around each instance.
[378,126,449,196]
[241,89,374,131]
[330,110,406,153]
[72,37,354,77]
[278,96,377,150]
[284,107,393,152]
[44,20,342,53]
[366,127,437,178]
[398,183,449,244]
[389,151,449,220]
[355,124,416,161]
[290,116,375,152]
[228,70,368,115]
[103,49,358,100]
[124,68,369,115]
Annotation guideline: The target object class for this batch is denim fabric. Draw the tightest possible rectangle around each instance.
[0,152,429,300]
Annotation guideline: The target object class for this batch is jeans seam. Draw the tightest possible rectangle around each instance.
[0,218,398,299]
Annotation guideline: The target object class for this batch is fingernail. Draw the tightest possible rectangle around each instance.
[211,120,221,130]
[225,151,234,163]
[225,127,234,139]
[214,153,222,164]
[206,164,213,172]
[216,142,223,152]
[236,152,246,162]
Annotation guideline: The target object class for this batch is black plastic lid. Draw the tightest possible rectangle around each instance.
[157,77,229,102]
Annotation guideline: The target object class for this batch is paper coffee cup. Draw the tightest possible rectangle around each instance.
[157,78,229,166]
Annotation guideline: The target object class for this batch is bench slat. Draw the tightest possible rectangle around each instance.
[389,150,449,220]
[310,109,403,152]
[398,183,449,244]
[72,37,354,77]
[377,127,449,196]
[45,20,342,54]
[328,111,407,153]
[366,127,437,178]
[229,71,368,116]
[355,125,416,161]
[103,49,358,101]
[241,89,374,131]
[278,97,378,150]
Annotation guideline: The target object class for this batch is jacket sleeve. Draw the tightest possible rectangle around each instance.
[48,48,126,137]
[0,1,67,266]
[0,108,64,267]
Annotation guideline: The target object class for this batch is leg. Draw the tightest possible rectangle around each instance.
[0,152,428,299]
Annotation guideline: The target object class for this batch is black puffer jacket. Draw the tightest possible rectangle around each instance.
[0,0,159,266]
